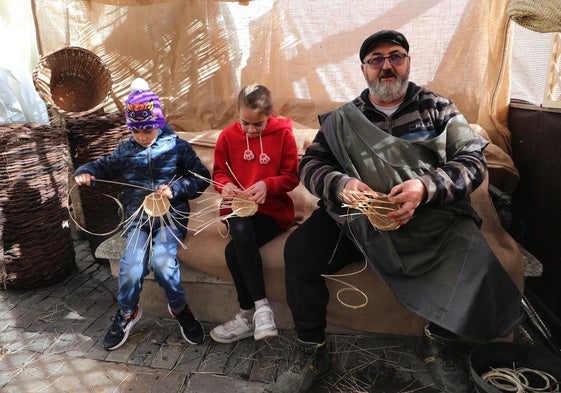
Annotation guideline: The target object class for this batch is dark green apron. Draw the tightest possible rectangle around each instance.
[322,103,523,341]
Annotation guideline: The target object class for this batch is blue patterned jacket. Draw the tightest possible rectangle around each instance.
[74,124,210,231]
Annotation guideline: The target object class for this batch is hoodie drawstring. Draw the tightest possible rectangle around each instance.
[243,133,270,164]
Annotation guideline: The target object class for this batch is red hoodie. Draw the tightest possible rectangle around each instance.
[212,116,299,230]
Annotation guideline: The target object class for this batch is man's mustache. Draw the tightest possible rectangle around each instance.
[379,70,397,79]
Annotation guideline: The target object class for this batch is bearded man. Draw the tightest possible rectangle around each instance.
[271,30,523,393]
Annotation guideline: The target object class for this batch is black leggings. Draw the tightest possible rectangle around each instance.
[225,214,281,310]
[284,207,364,343]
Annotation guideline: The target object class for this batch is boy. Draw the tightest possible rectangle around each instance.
[74,78,210,350]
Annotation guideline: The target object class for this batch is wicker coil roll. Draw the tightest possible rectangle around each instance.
[33,46,113,116]
[0,123,76,289]
[507,0,561,33]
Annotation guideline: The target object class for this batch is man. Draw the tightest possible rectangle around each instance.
[271,30,523,393]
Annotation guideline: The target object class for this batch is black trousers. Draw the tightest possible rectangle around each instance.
[284,207,363,343]
[225,214,280,310]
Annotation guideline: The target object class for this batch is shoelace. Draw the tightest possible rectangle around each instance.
[225,314,247,329]
[110,312,129,331]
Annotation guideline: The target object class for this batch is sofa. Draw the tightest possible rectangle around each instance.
[95,127,528,336]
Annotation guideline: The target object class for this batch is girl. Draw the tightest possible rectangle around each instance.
[210,84,299,343]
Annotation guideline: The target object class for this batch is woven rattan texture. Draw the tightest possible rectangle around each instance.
[507,0,561,33]
[33,46,112,116]
[0,123,75,289]
[65,113,129,258]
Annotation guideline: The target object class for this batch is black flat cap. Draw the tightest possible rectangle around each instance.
[359,30,409,62]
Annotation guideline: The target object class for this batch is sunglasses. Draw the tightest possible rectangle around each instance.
[364,53,408,68]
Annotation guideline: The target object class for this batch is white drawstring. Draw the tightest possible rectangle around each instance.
[243,133,270,164]
[243,133,255,161]
[258,134,270,164]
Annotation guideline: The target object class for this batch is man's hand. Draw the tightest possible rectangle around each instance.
[341,178,376,204]
[387,179,426,226]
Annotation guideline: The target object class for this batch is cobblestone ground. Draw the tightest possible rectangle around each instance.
[0,240,441,393]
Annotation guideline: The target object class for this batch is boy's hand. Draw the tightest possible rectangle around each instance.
[74,173,95,186]
[157,184,173,199]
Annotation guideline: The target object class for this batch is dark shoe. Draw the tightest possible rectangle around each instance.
[168,304,205,344]
[271,339,331,393]
[418,324,474,393]
[103,306,142,350]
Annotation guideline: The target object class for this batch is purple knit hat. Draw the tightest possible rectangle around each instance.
[124,78,166,130]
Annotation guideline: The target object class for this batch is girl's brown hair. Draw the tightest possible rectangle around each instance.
[238,84,273,115]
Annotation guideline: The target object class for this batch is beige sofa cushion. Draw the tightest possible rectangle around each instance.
[176,129,524,335]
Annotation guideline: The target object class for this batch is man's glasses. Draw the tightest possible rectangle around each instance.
[364,53,408,68]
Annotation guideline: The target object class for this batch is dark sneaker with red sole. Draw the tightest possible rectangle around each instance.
[103,306,142,350]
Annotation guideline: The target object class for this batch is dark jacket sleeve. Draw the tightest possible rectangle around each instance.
[171,140,210,200]
[299,127,351,204]
[418,115,488,204]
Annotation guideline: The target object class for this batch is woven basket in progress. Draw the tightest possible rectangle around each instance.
[342,190,401,231]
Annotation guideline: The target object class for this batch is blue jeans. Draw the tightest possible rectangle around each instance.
[117,223,186,315]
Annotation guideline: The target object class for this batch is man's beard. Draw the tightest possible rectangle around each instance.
[368,70,409,103]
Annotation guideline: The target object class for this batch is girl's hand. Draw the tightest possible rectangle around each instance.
[74,173,95,186]
[157,184,173,200]
[246,180,267,204]
[222,182,241,199]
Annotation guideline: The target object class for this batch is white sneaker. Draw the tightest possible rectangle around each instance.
[253,306,278,340]
[210,313,254,343]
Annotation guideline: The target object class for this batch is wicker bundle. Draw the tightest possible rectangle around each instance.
[65,113,129,257]
[507,0,561,33]
[0,123,75,289]
[230,193,258,217]
[33,46,112,116]
[342,190,401,231]
[0,193,5,286]
[143,193,171,218]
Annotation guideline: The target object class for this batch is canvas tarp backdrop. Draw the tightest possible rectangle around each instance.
[31,0,514,155]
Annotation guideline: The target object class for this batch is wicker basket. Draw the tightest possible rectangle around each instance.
[33,46,113,116]
[507,0,561,33]
[0,123,76,289]
[65,112,129,259]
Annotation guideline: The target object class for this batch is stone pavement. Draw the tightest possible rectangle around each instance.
[0,240,440,393]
